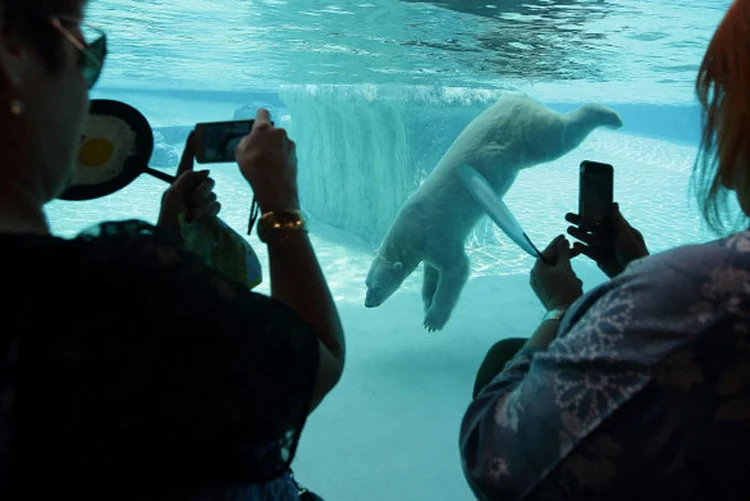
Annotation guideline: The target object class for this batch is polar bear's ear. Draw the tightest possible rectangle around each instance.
[392,261,403,272]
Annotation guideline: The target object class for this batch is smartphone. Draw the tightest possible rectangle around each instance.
[194,118,273,164]
[578,160,614,229]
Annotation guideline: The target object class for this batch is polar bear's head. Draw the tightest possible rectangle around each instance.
[364,254,409,308]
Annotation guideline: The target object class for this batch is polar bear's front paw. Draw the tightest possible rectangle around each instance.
[423,306,450,332]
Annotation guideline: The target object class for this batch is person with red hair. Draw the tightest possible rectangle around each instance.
[461,1,750,499]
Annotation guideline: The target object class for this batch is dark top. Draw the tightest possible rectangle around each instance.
[460,230,750,500]
[0,220,320,500]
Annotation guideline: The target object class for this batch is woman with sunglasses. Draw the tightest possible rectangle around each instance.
[0,1,345,500]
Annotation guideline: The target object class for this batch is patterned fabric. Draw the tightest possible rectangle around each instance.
[0,220,319,500]
[460,230,750,501]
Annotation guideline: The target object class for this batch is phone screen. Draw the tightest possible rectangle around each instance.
[195,120,255,164]
[578,161,614,227]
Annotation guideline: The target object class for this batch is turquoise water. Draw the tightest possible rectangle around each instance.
[87,0,725,101]
[48,1,737,499]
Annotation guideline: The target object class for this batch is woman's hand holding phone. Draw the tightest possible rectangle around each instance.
[235,109,300,214]
[158,132,222,239]
[565,203,650,278]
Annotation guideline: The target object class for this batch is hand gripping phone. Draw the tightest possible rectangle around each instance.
[194,118,274,164]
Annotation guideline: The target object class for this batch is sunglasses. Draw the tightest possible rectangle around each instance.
[49,16,107,89]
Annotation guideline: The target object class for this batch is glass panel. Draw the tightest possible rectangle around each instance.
[37,1,739,499]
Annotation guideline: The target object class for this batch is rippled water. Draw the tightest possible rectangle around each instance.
[89,0,730,102]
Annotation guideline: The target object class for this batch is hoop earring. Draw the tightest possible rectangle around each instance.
[10,99,24,116]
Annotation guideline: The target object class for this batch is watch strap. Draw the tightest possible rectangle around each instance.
[542,308,568,322]
[257,209,307,243]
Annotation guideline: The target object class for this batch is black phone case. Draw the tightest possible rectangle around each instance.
[578,161,614,228]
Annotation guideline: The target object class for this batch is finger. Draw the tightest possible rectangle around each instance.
[627,219,642,237]
[253,108,272,129]
[531,259,542,277]
[540,235,564,262]
[170,170,209,202]
[554,237,574,266]
[177,131,196,177]
[564,212,582,225]
[187,178,216,205]
[178,169,210,188]
[610,202,627,225]
[207,201,221,219]
[567,225,600,246]
[199,201,222,221]
[189,200,221,223]
[571,242,598,261]
[541,234,562,255]
[558,236,571,256]
[612,203,639,235]
[187,192,218,214]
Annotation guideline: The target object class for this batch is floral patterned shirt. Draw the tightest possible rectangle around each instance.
[460,230,750,501]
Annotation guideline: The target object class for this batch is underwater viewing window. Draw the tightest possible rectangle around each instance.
[42,1,735,499]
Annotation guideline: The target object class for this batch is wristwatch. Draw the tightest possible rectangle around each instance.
[257,209,307,243]
[542,308,568,322]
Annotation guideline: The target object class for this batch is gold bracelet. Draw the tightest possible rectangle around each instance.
[257,209,307,243]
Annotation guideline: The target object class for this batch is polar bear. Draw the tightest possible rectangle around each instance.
[364,94,623,332]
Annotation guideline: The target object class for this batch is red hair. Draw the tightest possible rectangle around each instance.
[693,0,750,233]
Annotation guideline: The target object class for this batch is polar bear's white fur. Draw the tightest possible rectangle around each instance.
[364,94,623,331]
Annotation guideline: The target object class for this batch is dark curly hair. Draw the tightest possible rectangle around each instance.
[692,0,750,234]
[0,0,86,70]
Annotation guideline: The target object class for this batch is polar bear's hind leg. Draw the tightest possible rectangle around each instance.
[422,263,439,312]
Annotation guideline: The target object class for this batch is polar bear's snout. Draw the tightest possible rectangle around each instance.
[364,287,384,308]
[364,257,407,308]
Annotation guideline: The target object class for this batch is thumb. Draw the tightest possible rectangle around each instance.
[612,202,630,226]
[610,202,622,221]
[610,202,630,232]
[253,108,272,129]
[540,235,564,262]
[176,131,196,177]
[170,169,209,200]
[554,237,573,267]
